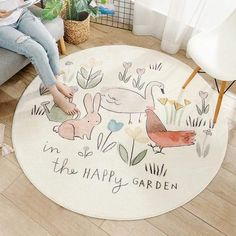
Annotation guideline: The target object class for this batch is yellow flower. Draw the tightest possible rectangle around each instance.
[158,98,168,105]
[168,99,175,105]
[125,127,149,143]
[174,102,184,111]
[184,99,191,106]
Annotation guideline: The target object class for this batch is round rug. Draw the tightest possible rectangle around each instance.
[12,45,228,220]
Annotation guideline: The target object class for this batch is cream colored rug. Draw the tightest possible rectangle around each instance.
[12,45,228,220]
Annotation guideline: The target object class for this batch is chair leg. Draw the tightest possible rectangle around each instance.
[182,66,201,89]
[58,37,67,55]
[213,80,227,124]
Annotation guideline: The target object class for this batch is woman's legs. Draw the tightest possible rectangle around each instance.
[0,25,78,114]
[17,10,74,98]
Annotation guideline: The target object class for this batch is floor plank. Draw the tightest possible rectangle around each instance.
[0,158,21,193]
[184,190,236,236]
[3,175,109,236]
[101,219,167,236]
[147,207,224,236]
[0,194,52,236]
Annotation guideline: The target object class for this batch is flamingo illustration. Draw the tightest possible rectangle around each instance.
[100,81,165,123]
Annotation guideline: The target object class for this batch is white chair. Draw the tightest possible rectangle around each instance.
[182,9,236,124]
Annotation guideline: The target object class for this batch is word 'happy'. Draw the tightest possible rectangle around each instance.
[52,157,129,194]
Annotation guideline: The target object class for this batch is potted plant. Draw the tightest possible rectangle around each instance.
[42,0,99,44]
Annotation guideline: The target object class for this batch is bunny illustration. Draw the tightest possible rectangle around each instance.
[53,93,102,140]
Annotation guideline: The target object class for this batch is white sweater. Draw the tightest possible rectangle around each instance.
[0,0,23,26]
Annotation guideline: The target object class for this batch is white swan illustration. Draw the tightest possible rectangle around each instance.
[100,81,165,123]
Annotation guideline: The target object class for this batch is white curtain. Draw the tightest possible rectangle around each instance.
[133,0,236,54]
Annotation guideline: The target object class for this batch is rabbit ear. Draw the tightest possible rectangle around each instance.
[93,93,101,113]
[83,93,93,114]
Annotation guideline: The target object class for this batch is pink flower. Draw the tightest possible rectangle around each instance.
[123,62,132,69]
[136,68,146,76]
[199,91,208,99]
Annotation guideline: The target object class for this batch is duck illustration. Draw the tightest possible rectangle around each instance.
[100,81,165,123]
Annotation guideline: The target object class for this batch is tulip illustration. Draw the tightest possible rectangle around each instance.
[118,127,149,166]
[118,62,132,83]
[97,119,124,153]
[196,129,212,157]
[196,91,210,115]
[132,68,146,90]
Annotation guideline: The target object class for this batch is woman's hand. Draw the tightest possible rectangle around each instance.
[0,10,11,18]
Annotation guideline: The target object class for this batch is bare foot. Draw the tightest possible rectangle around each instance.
[50,86,79,115]
[56,80,74,98]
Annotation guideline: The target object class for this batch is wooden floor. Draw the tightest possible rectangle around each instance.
[0,23,236,236]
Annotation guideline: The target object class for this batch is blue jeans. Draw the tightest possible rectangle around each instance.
[0,10,60,87]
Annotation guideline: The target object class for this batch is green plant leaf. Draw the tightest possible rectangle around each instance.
[118,72,123,80]
[204,144,210,157]
[103,142,117,153]
[41,0,63,21]
[196,142,201,157]
[80,67,88,79]
[118,144,129,164]
[87,75,103,89]
[97,133,103,150]
[204,104,210,114]
[90,70,102,80]
[132,149,147,166]
[196,105,202,115]
[76,72,87,89]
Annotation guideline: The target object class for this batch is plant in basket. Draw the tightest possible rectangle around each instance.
[42,0,100,44]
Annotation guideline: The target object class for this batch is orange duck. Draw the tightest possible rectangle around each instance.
[145,109,196,154]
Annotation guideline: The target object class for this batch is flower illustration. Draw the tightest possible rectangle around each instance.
[97,119,124,153]
[158,98,168,105]
[203,129,212,136]
[136,68,146,76]
[119,62,132,83]
[184,99,191,106]
[199,91,208,99]
[196,91,210,115]
[174,102,184,111]
[196,129,213,158]
[123,62,132,69]
[125,127,149,143]
[118,127,149,166]
[108,119,124,132]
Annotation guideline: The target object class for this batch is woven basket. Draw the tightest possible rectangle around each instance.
[64,15,90,45]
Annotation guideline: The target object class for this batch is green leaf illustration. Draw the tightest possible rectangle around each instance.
[132,79,137,87]
[97,133,103,150]
[103,142,117,153]
[77,73,87,89]
[118,72,123,81]
[124,75,131,83]
[204,144,210,157]
[138,82,145,90]
[90,70,102,80]
[118,144,129,164]
[80,67,88,79]
[196,105,202,115]
[87,75,103,89]
[204,104,210,114]
[196,142,201,157]
[132,149,147,166]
